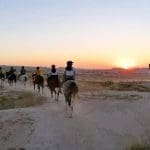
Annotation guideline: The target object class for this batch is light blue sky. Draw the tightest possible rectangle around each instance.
[0,0,150,68]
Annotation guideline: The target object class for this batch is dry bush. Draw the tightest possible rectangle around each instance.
[78,81,102,92]
[110,82,150,92]
[100,80,114,87]
[0,90,45,110]
[77,80,150,93]
[128,143,150,150]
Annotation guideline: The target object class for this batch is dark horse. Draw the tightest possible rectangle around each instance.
[47,76,61,101]
[6,72,17,85]
[0,73,5,86]
[32,74,44,93]
[62,80,78,118]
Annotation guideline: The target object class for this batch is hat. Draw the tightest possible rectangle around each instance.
[67,60,74,64]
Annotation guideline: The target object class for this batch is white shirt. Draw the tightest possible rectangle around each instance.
[49,71,58,76]
[65,70,75,76]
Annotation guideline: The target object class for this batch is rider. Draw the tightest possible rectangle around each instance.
[9,66,16,75]
[48,64,58,79]
[7,66,16,79]
[34,66,42,79]
[20,66,26,75]
[62,60,75,85]
[48,64,62,93]
[18,66,26,78]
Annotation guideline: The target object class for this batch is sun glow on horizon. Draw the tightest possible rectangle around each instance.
[115,58,137,69]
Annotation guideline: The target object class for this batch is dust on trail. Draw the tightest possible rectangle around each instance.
[0,80,150,150]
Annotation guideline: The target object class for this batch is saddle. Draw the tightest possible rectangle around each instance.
[34,75,43,82]
[47,76,60,87]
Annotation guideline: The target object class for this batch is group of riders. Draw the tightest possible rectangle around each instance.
[0,60,75,88]
[0,66,26,81]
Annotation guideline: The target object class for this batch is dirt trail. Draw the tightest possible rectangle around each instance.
[0,81,150,150]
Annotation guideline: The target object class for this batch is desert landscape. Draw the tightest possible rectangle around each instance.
[0,67,150,150]
[1,0,150,149]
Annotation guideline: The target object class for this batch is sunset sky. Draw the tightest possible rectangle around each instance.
[0,0,150,69]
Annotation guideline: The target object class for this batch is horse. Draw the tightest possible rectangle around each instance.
[0,73,5,86]
[47,76,61,101]
[32,74,44,93]
[5,72,17,86]
[62,80,78,118]
[18,74,28,86]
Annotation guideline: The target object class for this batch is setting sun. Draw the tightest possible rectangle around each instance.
[115,58,137,69]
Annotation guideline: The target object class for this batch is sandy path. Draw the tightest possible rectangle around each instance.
[0,81,150,150]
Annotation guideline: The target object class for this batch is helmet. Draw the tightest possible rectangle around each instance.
[67,60,74,65]
[22,66,24,68]
[36,66,39,69]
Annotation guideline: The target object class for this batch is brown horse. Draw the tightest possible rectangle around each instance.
[47,76,61,101]
[62,80,78,117]
[32,74,44,93]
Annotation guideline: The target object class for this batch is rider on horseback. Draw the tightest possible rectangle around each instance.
[47,64,62,93]
[0,67,4,79]
[20,66,26,75]
[48,65,58,79]
[62,60,75,85]
[33,66,44,92]
[34,66,42,79]
[6,66,16,83]
[18,66,26,78]
[9,66,16,76]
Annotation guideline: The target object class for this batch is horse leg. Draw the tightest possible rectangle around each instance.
[34,83,35,90]
[54,89,58,101]
[25,77,27,87]
[24,80,26,87]
[51,90,53,98]
[9,80,12,86]
[38,84,40,93]
[64,94,68,112]
[42,85,44,94]
[23,78,26,87]
[49,87,53,98]
[64,93,72,116]
[68,95,73,118]
[14,79,17,86]
[56,89,59,101]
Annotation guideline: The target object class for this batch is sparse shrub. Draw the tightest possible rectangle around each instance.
[0,90,44,110]
[128,143,150,150]
[101,80,114,87]
[109,82,150,92]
